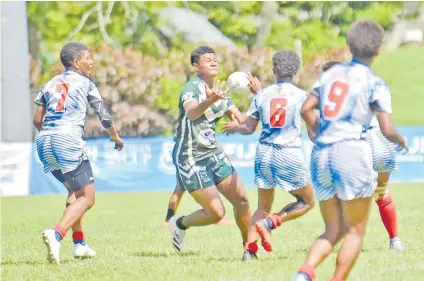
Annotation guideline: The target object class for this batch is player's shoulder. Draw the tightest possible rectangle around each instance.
[260,83,279,95]
[288,83,307,96]
[182,76,202,92]
[367,71,388,89]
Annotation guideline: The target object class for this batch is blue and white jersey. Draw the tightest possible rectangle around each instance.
[312,59,392,145]
[369,115,380,128]
[246,82,307,147]
[34,69,110,138]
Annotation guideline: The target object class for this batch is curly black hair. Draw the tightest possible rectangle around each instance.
[190,46,215,65]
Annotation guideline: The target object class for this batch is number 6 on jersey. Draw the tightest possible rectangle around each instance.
[270,98,287,127]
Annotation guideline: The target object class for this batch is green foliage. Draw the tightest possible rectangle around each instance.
[27,1,416,136]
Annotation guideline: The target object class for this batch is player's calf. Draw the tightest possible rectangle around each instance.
[256,186,315,252]
[242,189,274,259]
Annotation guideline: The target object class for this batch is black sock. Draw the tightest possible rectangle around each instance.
[176,216,188,230]
[165,209,175,222]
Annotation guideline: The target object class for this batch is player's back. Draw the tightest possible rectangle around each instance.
[36,70,94,138]
[249,82,307,147]
[314,60,384,145]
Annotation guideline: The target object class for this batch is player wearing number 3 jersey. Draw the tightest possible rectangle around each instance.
[223,50,315,261]
[33,42,124,265]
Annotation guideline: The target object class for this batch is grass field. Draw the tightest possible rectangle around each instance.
[2,183,424,281]
[372,45,424,125]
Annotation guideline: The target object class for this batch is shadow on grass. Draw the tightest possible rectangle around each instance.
[131,251,200,258]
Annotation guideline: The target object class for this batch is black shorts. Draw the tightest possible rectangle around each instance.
[51,160,94,192]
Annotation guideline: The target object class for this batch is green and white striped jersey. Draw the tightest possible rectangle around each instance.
[173,76,235,162]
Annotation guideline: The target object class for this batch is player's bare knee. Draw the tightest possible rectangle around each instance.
[324,224,344,244]
[344,223,366,237]
[208,206,225,222]
[324,229,343,245]
[236,194,250,210]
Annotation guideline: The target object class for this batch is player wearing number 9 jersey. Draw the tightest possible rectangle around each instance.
[321,62,404,251]
[293,21,407,281]
[223,50,315,260]
[33,42,124,265]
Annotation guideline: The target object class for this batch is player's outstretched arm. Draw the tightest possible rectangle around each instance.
[87,85,124,151]
[223,116,258,135]
[375,111,407,150]
[184,83,227,121]
[106,125,124,151]
[301,94,319,134]
[33,105,46,132]
[226,107,248,124]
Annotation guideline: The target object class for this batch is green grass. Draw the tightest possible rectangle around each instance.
[373,46,424,125]
[2,183,424,281]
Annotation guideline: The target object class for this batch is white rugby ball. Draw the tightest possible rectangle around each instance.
[227,71,250,95]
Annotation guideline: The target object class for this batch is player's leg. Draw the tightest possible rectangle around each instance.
[165,184,184,223]
[216,171,251,242]
[243,188,274,260]
[370,129,402,250]
[256,184,315,252]
[375,172,402,250]
[169,185,225,253]
[52,170,87,245]
[42,160,95,264]
[294,145,341,281]
[330,140,377,280]
[241,144,275,259]
[168,157,226,253]
[213,153,251,245]
[294,197,344,281]
[332,197,372,280]
[255,148,315,252]
[61,182,96,258]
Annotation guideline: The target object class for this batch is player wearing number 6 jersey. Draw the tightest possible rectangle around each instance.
[223,50,315,261]
[33,42,124,265]
[293,21,407,281]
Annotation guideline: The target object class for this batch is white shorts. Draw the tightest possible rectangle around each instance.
[36,134,88,174]
[311,140,377,201]
[254,143,310,192]
[366,128,399,173]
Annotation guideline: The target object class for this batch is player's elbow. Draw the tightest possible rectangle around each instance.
[100,119,113,129]
[246,127,255,135]
[186,111,199,121]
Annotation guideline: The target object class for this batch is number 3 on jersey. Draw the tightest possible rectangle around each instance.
[270,98,287,127]
[323,81,349,119]
[54,82,69,112]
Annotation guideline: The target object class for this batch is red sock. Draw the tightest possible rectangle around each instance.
[72,231,85,242]
[376,193,398,239]
[269,213,282,229]
[298,264,316,281]
[54,224,67,239]
[246,242,258,254]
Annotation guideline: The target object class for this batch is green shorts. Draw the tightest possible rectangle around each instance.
[174,152,234,193]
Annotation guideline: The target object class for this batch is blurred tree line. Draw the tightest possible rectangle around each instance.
[27,1,413,137]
